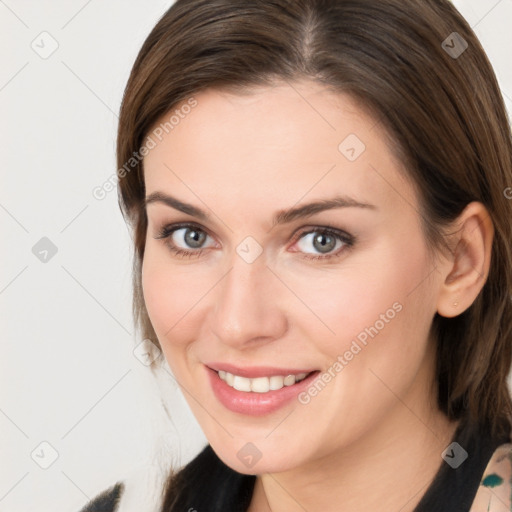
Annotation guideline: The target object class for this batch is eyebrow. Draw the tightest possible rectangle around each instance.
[144,191,376,226]
[145,191,208,220]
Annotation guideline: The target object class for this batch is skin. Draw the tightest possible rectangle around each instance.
[141,80,493,512]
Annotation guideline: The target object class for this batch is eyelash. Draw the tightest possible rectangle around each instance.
[154,222,355,261]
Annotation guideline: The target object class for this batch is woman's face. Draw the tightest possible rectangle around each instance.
[142,80,445,474]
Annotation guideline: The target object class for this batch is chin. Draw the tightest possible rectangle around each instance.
[210,438,304,475]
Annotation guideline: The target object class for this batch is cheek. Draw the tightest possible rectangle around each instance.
[141,245,208,349]
[288,233,435,360]
[293,245,437,436]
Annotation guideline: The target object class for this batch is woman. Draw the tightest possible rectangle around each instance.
[80,0,512,510]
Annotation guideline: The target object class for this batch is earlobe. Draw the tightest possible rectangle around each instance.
[436,202,494,318]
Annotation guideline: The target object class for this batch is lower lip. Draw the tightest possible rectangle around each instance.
[206,366,320,416]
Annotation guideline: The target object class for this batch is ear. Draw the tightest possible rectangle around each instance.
[436,202,494,318]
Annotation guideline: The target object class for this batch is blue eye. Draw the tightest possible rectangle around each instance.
[154,223,354,261]
[297,232,339,253]
[155,223,215,258]
[171,227,211,249]
[294,228,354,260]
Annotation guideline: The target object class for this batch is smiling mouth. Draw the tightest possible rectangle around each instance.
[216,370,315,393]
[206,366,321,416]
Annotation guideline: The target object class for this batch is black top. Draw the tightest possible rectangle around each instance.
[78,419,509,512]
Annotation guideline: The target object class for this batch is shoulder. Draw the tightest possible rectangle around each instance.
[76,446,254,512]
[470,442,512,512]
[78,461,172,512]
[78,482,124,512]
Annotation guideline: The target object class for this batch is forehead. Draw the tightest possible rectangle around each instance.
[143,80,417,221]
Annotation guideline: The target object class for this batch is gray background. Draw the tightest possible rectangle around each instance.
[1,1,511,511]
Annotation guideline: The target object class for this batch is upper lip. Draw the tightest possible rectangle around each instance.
[206,362,318,378]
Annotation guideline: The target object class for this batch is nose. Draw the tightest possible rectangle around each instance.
[209,256,288,349]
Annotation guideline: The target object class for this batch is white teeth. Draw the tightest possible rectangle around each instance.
[233,375,252,392]
[251,377,270,393]
[218,371,309,393]
[269,375,284,391]
[283,375,296,386]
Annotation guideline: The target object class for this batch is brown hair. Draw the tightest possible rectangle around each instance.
[117,0,512,448]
